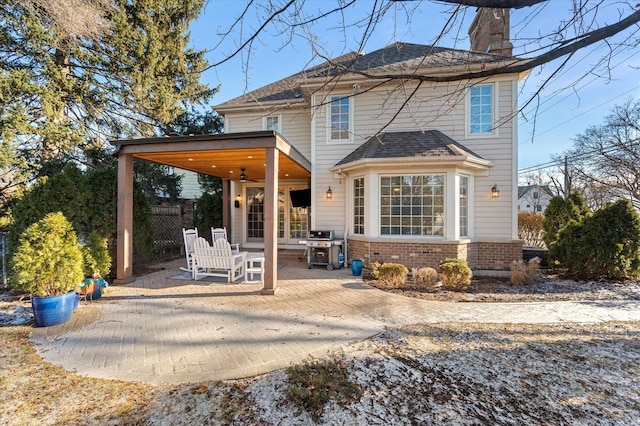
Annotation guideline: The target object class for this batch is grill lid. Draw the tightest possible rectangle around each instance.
[308,230,334,240]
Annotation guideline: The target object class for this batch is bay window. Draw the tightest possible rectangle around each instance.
[380,175,444,236]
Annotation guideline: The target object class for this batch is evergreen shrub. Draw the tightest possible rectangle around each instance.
[377,263,408,288]
[439,258,472,291]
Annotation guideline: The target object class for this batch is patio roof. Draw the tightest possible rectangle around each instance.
[112,131,311,295]
[112,131,312,181]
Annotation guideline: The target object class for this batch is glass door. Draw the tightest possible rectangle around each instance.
[245,185,308,246]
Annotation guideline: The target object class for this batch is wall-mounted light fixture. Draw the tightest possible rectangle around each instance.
[490,184,500,199]
[326,186,333,200]
[234,194,241,208]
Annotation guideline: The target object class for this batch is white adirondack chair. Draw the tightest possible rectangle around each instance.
[211,227,240,253]
[181,228,199,272]
[192,237,246,283]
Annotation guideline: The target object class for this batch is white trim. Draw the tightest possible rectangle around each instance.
[465,82,498,138]
[326,94,354,144]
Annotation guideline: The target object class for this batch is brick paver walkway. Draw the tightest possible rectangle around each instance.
[30,258,640,384]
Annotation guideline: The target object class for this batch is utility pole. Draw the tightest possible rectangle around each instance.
[563,156,570,198]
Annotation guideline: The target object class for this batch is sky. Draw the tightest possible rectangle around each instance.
[188,1,640,177]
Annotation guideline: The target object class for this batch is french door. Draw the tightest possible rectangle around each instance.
[245,184,308,246]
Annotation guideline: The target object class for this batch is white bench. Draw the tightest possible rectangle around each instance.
[192,238,247,283]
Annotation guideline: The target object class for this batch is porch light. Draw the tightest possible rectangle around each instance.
[235,194,241,208]
[326,186,333,200]
[490,184,500,199]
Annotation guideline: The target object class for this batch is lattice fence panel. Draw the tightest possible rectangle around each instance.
[151,205,182,250]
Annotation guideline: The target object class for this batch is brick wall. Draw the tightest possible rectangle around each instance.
[347,238,522,271]
[468,8,512,56]
[471,241,522,270]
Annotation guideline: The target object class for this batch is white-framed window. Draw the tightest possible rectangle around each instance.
[264,115,280,132]
[353,177,365,235]
[327,95,353,143]
[380,175,444,236]
[468,84,494,135]
[459,175,469,237]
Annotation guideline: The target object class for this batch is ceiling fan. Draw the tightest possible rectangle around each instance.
[239,168,248,182]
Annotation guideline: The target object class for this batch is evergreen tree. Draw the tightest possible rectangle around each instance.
[0,0,213,201]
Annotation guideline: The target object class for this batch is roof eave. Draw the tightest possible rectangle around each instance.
[214,98,308,114]
[331,156,494,173]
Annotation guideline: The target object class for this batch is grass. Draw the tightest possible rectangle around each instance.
[0,326,153,425]
[285,350,363,422]
[2,319,639,424]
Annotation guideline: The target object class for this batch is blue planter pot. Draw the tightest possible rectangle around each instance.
[351,259,363,276]
[31,291,76,327]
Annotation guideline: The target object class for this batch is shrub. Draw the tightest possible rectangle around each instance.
[510,257,541,286]
[542,192,589,249]
[552,198,640,280]
[370,261,382,279]
[193,192,222,243]
[7,164,89,254]
[518,212,545,248]
[286,350,362,422]
[412,267,439,288]
[82,231,112,277]
[10,212,84,297]
[377,263,408,288]
[439,258,472,291]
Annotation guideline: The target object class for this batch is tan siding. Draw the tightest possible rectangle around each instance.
[225,74,519,244]
[312,78,517,241]
[176,170,202,199]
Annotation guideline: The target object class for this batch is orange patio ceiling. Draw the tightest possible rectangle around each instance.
[112,131,311,182]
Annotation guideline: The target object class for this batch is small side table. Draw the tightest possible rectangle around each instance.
[245,253,265,282]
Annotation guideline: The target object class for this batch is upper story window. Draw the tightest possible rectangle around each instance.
[533,191,539,199]
[327,95,353,143]
[468,84,494,135]
[264,115,280,132]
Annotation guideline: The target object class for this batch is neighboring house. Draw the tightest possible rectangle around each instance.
[175,169,204,200]
[518,184,554,213]
[213,8,523,271]
[112,8,526,287]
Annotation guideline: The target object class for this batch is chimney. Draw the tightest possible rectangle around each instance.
[468,8,513,57]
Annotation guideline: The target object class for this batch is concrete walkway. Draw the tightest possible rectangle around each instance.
[30,258,640,385]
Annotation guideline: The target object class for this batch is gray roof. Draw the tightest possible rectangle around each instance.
[215,42,509,109]
[335,130,485,166]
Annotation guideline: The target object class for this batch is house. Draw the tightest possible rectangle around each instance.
[214,8,523,269]
[112,8,525,292]
[518,184,554,213]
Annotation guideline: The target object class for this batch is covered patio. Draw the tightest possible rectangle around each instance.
[112,131,312,294]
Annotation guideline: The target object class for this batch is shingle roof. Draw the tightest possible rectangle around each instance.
[215,42,508,109]
[335,130,485,166]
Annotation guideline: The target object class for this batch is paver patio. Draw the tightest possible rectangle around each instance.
[30,257,640,385]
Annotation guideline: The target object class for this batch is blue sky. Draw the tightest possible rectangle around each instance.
[189,1,640,174]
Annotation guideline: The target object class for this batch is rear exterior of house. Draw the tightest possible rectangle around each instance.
[214,9,524,271]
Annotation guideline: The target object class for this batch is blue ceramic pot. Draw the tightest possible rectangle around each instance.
[351,259,363,276]
[31,290,76,327]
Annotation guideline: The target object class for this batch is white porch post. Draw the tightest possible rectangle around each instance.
[115,153,135,284]
[262,146,279,295]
